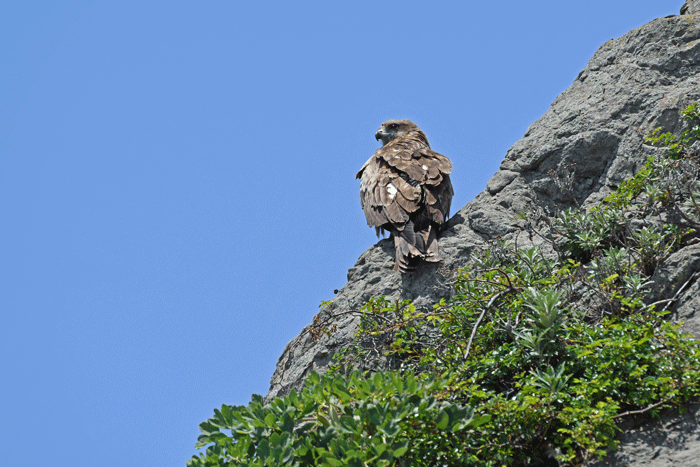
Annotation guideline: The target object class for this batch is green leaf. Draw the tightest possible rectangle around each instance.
[307,371,321,386]
[380,419,400,437]
[367,405,383,426]
[339,415,358,434]
[332,379,353,403]
[281,412,295,433]
[256,438,270,460]
[470,414,491,428]
[373,371,384,388]
[405,372,417,394]
[392,439,409,457]
[371,439,388,457]
[436,410,449,430]
[321,457,344,467]
[281,446,294,464]
[251,394,264,405]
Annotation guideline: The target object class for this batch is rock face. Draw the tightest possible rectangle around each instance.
[267,1,700,465]
[589,402,700,467]
[682,0,700,15]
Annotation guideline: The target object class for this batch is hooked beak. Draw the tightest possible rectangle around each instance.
[375,127,387,143]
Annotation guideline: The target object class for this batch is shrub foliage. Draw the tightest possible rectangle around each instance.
[189,104,700,466]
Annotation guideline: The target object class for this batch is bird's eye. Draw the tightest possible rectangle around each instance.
[388,124,398,130]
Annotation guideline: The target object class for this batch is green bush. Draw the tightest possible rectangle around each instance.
[188,371,490,467]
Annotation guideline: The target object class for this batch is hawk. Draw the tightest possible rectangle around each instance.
[356,119,454,273]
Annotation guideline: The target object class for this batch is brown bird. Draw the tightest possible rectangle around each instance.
[356,119,454,273]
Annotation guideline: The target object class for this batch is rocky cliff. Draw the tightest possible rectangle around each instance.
[266,1,700,465]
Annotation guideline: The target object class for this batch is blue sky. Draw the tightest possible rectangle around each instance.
[0,1,678,465]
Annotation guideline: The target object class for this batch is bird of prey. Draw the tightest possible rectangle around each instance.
[356,119,454,273]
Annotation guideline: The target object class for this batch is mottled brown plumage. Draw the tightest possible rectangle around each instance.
[356,119,454,273]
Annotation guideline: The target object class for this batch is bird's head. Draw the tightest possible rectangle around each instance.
[375,119,420,146]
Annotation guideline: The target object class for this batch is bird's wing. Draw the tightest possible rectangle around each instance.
[423,173,454,225]
[358,155,421,229]
[377,146,452,186]
[378,146,454,225]
[358,143,454,229]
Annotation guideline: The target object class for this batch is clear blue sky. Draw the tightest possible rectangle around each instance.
[0,1,678,465]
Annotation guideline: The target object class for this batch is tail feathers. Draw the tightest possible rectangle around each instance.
[393,223,441,273]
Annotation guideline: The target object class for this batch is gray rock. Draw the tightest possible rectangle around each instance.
[681,0,700,15]
[652,244,700,339]
[266,4,700,466]
[589,403,700,467]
